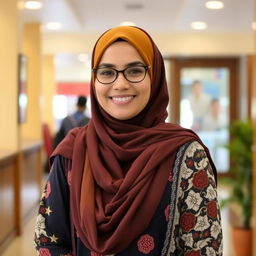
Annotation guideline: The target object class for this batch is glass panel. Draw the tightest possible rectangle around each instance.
[180,67,229,173]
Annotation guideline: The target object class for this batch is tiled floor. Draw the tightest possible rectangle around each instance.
[2,188,234,256]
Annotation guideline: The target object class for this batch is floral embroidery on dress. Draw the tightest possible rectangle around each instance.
[184,250,201,256]
[180,213,196,232]
[38,247,51,256]
[137,234,155,254]
[45,181,51,198]
[207,201,218,219]
[192,170,209,189]
[164,205,170,222]
[35,182,60,250]
[168,173,173,182]
[162,141,223,255]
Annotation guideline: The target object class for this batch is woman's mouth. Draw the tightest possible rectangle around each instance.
[110,96,135,104]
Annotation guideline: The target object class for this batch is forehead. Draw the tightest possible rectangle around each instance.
[98,41,144,65]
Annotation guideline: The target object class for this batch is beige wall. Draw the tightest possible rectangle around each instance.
[42,55,55,133]
[42,32,255,56]
[0,0,19,150]
[21,23,42,140]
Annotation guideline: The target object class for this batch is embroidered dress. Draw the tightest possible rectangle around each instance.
[34,141,223,256]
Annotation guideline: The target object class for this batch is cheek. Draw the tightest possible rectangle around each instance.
[94,83,107,106]
[143,78,151,102]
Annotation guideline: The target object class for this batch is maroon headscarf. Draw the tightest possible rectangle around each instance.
[53,26,216,254]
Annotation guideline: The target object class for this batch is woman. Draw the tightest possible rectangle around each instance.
[35,26,223,256]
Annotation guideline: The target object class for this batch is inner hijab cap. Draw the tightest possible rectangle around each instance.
[92,26,154,77]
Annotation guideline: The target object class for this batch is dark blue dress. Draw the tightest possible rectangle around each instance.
[34,141,223,256]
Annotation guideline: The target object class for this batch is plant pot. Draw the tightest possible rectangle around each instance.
[232,227,252,256]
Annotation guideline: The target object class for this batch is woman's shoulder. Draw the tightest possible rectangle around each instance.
[176,140,217,185]
[51,126,87,161]
[180,140,205,154]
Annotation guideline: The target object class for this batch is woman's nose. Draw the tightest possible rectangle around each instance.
[112,73,130,89]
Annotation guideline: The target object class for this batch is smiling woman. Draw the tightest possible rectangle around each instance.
[34,26,223,256]
[93,41,151,120]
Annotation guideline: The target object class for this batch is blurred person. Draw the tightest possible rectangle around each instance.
[53,95,90,147]
[188,80,211,131]
[201,98,225,131]
[35,26,223,255]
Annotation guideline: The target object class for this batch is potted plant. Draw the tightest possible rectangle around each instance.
[220,119,253,256]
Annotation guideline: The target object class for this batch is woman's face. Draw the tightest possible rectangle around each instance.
[94,41,151,120]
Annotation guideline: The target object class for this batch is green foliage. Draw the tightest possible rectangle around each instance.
[220,120,253,229]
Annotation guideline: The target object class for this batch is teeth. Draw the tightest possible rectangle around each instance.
[112,96,133,102]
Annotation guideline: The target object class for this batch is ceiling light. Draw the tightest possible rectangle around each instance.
[205,1,224,9]
[120,21,136,26]
[191,21,207,30]
[125,3,144,10]
[252,22,256,31]
[24,0,43,10]
[45,22,62,30]
[78,54,88,62]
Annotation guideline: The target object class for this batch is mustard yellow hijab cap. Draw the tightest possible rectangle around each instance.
[92,26,154,77]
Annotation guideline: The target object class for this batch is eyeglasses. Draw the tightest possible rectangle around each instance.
[92,65,150,84]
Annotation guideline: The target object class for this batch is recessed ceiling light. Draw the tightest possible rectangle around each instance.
[125,3,144,10]
[191,21,208,30]
[45,22,62,30]
[120,21,136,26]
[24,0,43,10]
[205,1,224,9]
[252,22,256,30]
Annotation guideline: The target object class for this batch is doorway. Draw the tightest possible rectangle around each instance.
[168,57,239,173]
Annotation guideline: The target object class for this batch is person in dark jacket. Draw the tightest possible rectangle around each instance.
[53,95,90,148]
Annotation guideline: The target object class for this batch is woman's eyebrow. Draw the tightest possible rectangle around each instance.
[125,61,145,67]
[98,61,145,69]
[97,63,115,68]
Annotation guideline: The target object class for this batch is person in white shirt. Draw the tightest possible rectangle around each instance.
[188,80,211,131]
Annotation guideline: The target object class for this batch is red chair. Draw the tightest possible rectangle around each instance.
[42,123,53,172]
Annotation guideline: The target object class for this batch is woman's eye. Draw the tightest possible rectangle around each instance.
[99,69,115,77]
[127,67,144,75]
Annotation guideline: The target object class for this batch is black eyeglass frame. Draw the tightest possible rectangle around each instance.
[92,65,150,84]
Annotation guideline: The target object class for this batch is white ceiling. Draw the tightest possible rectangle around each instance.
[21,0,255,34]
[20,0,255,75]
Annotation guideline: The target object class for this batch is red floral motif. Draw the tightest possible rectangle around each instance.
[203,230,210,237]
[67,170,72,186]
[45,181,51,198]
[39,236,49,243]
[39,207,46,214]
[207,201,218,219]
[192,170,208,189]
[168,173,173,182]
[185,158,194,168]
[137,234,155,254]
[164,205,170,222]
[180,180,187,189]
[212,240,218,249]
[185,250,201,256]
[180,213,196,232]
[39,248,51,256]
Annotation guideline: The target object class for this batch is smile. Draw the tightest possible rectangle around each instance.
[111,96,135,104]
